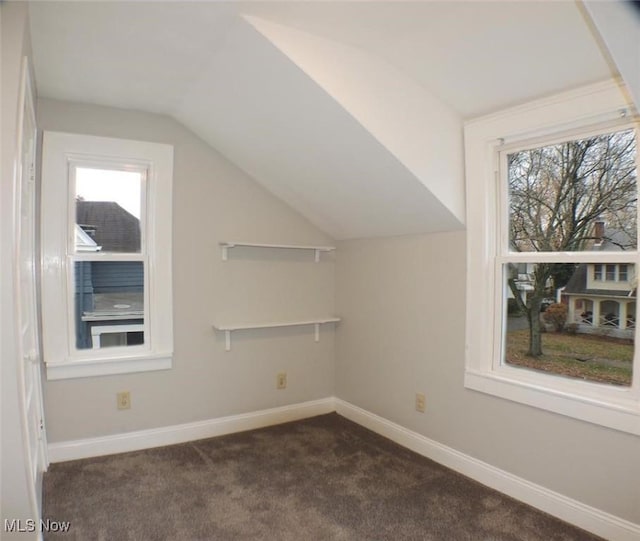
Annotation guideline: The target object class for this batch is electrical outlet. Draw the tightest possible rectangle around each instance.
[117,391,131,410]
[415,393,426,413]
[277,372,287,390]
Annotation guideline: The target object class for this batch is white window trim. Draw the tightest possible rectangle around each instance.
[41,132,173,380]
[465,80,640,435]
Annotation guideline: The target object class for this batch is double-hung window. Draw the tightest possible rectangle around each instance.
[41,132,173,379]
[465,81,640,435]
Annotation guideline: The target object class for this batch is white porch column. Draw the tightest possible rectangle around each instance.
[567,298,575,323]
[592,300,601,328]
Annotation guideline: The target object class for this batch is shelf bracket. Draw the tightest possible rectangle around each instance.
[314,323,320,342]
[221,245,229,262]
[224,330,231,351]
[315,249,321,263]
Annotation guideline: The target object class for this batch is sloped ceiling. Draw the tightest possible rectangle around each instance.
[583,1,640,110]
[28,2,616,240]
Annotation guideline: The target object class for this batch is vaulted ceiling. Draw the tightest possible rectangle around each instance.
[29,1,623,240]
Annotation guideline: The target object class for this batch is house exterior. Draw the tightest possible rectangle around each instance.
[561,225,636,339]
[508,263,536,304]
[77,200,141,253]
[562,263,636,337]
[74,201,144,349]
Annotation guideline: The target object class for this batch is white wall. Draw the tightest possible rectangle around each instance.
[37,98,336,443]
[335,232,640,524]
[1,2,38,537]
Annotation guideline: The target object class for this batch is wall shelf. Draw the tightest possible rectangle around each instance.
[212,318,340,351]
[219,242,335,262]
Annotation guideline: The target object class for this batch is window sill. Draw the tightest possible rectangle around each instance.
[464,369,640,436]
[46,352,172,380]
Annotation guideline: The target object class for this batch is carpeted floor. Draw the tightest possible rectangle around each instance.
[43,413,602,540]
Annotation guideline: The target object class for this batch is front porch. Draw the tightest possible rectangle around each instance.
[566,296,636,339]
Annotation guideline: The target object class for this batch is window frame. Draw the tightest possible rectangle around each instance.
[594,264,603,281]
[41,131,173,380]
[619,264,629,282]
[465,81,640,435]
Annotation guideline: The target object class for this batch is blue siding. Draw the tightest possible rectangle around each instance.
[74,262,94,348]
[74,261,144,349]
[92,261,143,293]
[74,261,94,293]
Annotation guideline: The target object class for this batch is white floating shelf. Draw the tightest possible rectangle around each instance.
[212,318,341,351]
[219,242,336,262]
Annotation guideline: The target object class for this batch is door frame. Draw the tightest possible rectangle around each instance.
[13,55,49,522]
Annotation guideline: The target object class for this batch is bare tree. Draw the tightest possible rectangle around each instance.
[507,128,636,356]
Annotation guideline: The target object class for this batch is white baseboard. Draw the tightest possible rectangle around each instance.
[48,397,335,463]
[335,398,640,541]
[48,396,639,540]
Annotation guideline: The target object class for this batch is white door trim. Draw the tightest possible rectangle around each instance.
[13,55,48,524]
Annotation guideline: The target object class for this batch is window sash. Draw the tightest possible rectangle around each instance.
[594,264,603,280]
[499,124,637,256]
[491,263,640,400]
[620,265,628,281]
[68,160,148,256]
[67,254,150,360]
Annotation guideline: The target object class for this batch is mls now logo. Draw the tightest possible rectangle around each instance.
[4,519,71,533]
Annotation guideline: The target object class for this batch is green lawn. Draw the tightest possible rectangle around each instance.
[505,329,633,386]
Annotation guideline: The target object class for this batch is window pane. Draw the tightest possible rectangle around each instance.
[594,264,602,281]
[75,167,143,254]
[620,264,628,281]
[508,128,637,252]
[74,261,144,350]
[503,263,634,387]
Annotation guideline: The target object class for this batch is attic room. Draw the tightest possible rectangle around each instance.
[2,1,639,539]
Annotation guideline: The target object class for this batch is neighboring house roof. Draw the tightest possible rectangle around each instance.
[564,225,635,298]
[592,227,635,252]
[76,201,141,253]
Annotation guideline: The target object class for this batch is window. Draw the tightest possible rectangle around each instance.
[465,81,640,435]
[594,264,603,281]
[74,166,144,352]
[502,126,636,387]
[594,263,630,282]
[619,264,628,282]
[41,132,173,379]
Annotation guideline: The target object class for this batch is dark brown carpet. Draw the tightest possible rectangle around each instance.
[43,413,601,540]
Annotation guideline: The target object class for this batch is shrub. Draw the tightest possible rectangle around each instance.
[543,303,567,332]
[507,298,523,315]
[565,323,578,335]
